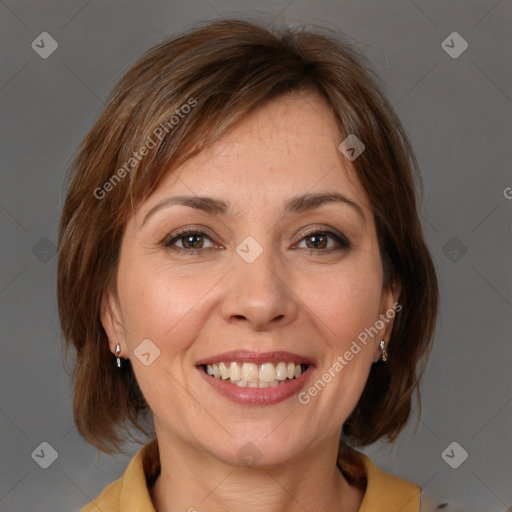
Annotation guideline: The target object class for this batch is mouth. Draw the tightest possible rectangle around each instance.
[199,361,309,387]
[195,350,315,405]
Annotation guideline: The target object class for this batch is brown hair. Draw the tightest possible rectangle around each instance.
[57,18,438,454]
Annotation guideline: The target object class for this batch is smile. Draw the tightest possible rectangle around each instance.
[203,361,309,387]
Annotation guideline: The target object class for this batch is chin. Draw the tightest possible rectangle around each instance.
[201,432,308,470]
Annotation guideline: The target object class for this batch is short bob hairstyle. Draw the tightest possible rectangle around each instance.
[57,18,439,454]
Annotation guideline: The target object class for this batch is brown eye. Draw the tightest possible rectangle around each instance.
[163,230,216,254]
[305,233,328,249]
[297,230,351,252]
[180,233,204,249]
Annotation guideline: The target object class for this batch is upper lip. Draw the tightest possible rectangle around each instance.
[195,350,316,366]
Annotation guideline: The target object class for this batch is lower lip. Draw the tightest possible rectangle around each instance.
[198,366,314,406]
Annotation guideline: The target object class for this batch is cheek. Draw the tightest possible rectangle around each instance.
[116,257,219,348]
[303,276,380,419]
[307,263,383,349]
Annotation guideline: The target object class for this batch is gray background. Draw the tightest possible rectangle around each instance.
[1,1,511,511]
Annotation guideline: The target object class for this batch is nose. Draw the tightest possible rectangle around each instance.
[220,242,299,331]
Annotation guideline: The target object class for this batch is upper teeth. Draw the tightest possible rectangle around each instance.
[205,361,307,387]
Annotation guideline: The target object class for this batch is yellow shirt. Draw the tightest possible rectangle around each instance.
[81,439,420,512]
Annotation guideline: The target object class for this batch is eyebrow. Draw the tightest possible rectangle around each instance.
[141,192,366,227]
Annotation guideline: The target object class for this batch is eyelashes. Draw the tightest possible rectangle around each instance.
[162,229,218,254]
[295,228,351,251]
[161,227,351,255]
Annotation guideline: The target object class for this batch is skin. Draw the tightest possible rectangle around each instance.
[102,90,401,512]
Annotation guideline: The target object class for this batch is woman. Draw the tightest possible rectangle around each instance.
[57,18,438,512]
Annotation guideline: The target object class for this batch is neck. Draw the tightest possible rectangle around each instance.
[149,433,364,512]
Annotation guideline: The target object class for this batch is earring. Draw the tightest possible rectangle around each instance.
[115,342,122,368]
[379,340,388,362]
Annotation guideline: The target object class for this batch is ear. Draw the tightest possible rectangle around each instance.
[100,289,127,359]
[373,280,402,362]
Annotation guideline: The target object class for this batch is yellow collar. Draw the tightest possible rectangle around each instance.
[82,439,420,512]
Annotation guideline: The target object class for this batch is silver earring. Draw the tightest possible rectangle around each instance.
[115,342,122,368]
[379,340,388,362]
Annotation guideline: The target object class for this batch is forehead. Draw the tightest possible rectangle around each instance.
[136,91,372,220]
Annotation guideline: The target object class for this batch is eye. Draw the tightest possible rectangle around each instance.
[161,227,351,255]
[295,229,351,253]
[162,229,218,254]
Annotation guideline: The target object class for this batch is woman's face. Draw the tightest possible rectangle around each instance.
[103,91,400,467]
